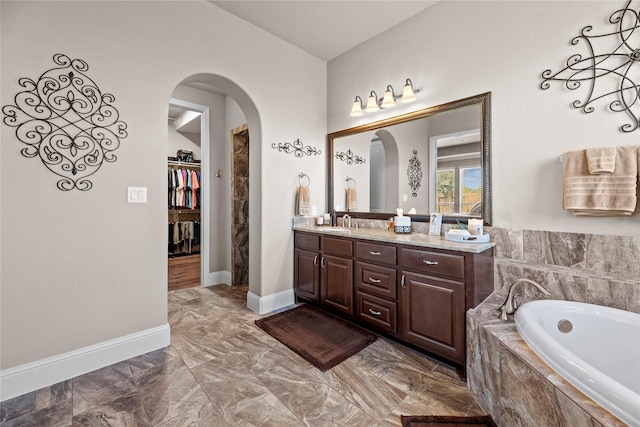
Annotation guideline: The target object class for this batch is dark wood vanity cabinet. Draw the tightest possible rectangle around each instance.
[294,232,354,315]
[293,230,494,374]
[294,233,321,302]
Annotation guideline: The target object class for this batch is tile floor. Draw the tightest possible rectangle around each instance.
[0,284,487,426]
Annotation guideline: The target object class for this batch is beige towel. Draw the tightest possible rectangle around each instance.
[297,185,311,216]
[346,187,357,212]
[586,146,616,174]
[563,145,638,216]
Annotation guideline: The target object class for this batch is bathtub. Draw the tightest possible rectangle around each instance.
[515,300,640,427]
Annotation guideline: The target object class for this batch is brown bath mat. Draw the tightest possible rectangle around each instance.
[401,415,497,427]
[255,304,377,371]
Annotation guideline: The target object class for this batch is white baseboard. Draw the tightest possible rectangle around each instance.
[247,288,295,314]
[204,270,232,287]
[0,323,170,402]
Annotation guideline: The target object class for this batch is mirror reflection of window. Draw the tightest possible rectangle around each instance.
[434,129,482,216]
[436,169,454,214]
[461,167,482,214]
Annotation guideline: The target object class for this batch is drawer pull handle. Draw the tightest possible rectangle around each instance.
[368,308,381,316]
[321,257,326,268]
[369,251,381,256]
[368,277,381,283]
[313,255,318,266]
[401,274,406,288]
[423,260,439,265]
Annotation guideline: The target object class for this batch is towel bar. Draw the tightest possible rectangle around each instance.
[297,172,310,186]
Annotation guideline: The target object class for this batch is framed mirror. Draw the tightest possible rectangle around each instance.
[328,92,491,224]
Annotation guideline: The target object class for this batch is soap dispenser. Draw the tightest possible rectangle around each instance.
[331,210,337,226]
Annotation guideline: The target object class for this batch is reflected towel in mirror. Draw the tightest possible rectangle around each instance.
[347,187,357,212]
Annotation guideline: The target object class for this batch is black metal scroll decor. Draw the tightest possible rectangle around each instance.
[540,0,640,132]
[334,149,366,165]
[271,139,321,157]
[2,54,128,190]
[407,150,423,198]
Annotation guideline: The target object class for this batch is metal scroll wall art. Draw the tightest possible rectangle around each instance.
[540,0,640,133]
[2,54,128,191]
[334,149,366,165]
[407,150,423,198]
[271,138,321,157]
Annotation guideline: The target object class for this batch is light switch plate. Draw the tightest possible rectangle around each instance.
[127,187,147,203]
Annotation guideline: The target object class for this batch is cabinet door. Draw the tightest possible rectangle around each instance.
[294,248,320,301]
[321,255,354,315]
[400,271,465,364]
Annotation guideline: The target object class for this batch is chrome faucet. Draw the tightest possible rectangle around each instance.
[498,278,550,321]
[342,214,351,228]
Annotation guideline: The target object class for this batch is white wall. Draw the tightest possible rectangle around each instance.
[328,1,639,237]
[0,0,326,381]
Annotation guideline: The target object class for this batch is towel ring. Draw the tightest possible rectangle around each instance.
[346,176,356,189]
[298,172,310,186]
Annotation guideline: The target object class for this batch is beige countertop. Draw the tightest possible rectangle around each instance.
[293,224,495,254]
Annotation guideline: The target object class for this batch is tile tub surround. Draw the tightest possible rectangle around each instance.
[489,228,640,314]
[466,295,627,427]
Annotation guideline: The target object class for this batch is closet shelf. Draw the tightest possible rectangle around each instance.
[168,159,201,168]
[169,208,200,214]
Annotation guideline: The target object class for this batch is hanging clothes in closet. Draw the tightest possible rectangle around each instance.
[168,220,201,256]
[168,165,201,209]
[167,160,202,258]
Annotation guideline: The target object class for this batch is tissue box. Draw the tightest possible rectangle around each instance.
[394,216,411,234]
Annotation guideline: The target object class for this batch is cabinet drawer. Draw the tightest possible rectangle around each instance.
[323,236,353,257]
[401,248,465,280]
[355,262,397,300]
[356,241,396,265]
[356,291,397,334]
[295,232,320,251]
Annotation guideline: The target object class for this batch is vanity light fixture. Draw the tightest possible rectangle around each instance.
[349,96,364,116]
[365,91,380,112]
[400,78,417,103]
[381,85,397,109]
[349,78,419,116]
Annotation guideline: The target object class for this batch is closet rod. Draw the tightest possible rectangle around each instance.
[168,160,201,168]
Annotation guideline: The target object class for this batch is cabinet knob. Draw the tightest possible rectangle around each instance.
[422,260,439,265]
[368,277,381,283]
[368,308,381,316]
[369,251,381,256]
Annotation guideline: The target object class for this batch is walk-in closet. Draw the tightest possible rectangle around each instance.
[168,100,204,291]
[168,157,202,290]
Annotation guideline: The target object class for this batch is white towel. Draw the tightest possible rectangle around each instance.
[563,146,638,216]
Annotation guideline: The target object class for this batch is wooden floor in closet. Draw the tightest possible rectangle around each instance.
[168,254,201,291]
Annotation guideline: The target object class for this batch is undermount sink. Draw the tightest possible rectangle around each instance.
[321,227,351,232]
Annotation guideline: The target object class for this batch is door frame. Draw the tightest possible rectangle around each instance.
[169,98,210,287]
